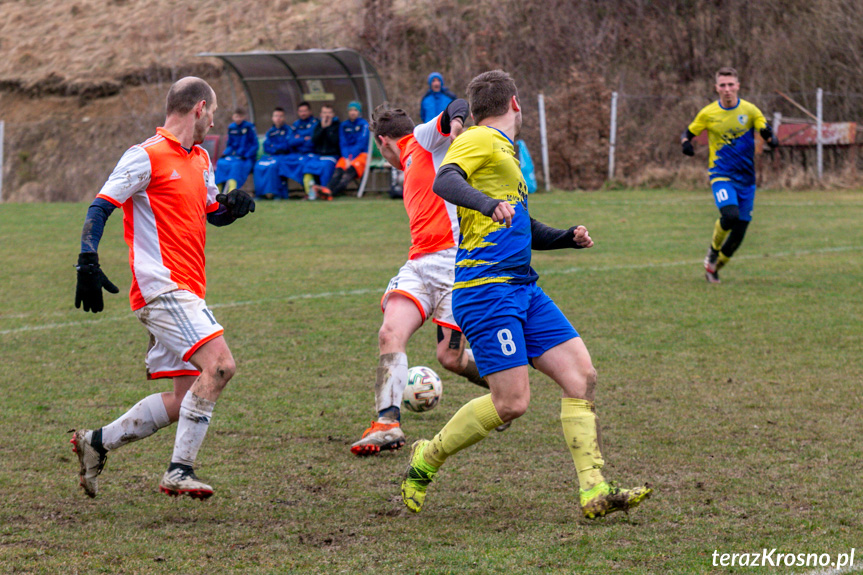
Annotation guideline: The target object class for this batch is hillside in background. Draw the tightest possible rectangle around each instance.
[2,0,863,200]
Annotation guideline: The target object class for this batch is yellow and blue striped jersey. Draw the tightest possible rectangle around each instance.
[438,126,534,289]
[688,98,767,186]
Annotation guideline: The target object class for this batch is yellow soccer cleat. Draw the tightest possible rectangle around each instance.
[401,440,437,513]
[580,481,652,519]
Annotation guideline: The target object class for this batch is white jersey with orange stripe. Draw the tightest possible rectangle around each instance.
[412,113,459,248]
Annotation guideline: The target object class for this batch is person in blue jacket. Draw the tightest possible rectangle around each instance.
[253,107,292,199]
[279,101,319,196]
[316,101,370,199]
[420,72,457,123]
[215,107,258,192]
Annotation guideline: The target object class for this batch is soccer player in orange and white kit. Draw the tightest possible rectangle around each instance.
[350,100,499,456]
[70,77,255,500]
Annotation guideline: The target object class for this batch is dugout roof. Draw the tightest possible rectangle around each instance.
[197,48,387,196]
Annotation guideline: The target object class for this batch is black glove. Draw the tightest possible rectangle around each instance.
[216,189,256,218]
[681,140,695,156]
[760,127,779,148]
[75,253,119,313]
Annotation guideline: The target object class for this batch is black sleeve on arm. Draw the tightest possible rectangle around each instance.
[682,129,696,141]
[440,99,469,135]
[207,205,236,227]
[433,164,501,217]
[80,198,117,253]
[531,217,582,250]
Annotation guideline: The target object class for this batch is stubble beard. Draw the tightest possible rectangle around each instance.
[193,117,209,145]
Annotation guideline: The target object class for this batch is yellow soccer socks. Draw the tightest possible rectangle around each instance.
[711,218,731,252]
[423,394,504,469]
[561,397,606,492]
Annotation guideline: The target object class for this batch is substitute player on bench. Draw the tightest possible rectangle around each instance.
[70,77,255,500]
[350,99,498,457]
[681,66,777,283]
[401,70,651,519]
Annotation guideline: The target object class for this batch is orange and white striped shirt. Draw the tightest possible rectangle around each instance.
[398,113,460,259]
[96,127,220,310]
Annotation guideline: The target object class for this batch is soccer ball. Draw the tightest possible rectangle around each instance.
[403,366,443,412]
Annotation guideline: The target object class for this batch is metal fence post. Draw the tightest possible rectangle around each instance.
[608,91,618,181]
[0,120,4,202]
[538,93,550,191]
[816,88,823,180]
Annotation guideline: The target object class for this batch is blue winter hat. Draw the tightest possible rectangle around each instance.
[427,72,444,86]
[348,101,362,113]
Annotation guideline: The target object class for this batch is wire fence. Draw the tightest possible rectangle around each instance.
[607,90,863,187]
[3,88,863,202]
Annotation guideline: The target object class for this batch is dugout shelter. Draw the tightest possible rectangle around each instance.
[197,48,388,197]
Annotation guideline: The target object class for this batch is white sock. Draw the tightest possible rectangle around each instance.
[171,392,216,467]
[374,352,408,415]
[98,393,171,451]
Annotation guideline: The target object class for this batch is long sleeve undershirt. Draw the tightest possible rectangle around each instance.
[433,164,583,250]
[80,197,233,253]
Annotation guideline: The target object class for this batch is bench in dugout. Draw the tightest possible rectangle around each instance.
[205,134,400,198]
[359,139,401,198]
[287,139,400,198]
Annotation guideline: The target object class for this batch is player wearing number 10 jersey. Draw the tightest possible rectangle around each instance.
[681,66,777,283]
[398,70,652,519]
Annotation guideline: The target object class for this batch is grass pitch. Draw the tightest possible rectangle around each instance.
[1,189,862,574]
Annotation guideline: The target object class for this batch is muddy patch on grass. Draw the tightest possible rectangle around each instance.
[297,528,357,549]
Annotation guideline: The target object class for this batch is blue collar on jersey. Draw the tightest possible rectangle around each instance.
[718,98,741,111]
[486,126,514,146]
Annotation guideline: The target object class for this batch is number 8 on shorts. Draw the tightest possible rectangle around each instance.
[498,328,517,356]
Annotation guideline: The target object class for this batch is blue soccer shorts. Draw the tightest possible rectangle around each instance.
[452,282,579,377]
[711,180,756,221]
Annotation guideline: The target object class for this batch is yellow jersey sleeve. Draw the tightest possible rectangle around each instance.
[440,126,494,178]
[745,101,767,131]
[688,108,710,137]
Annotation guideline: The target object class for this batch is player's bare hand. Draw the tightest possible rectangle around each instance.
[450,118,465,141]
[491,201,515,228]
[573,225,593,248]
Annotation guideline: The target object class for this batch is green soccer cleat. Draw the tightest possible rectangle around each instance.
[401,439,437,513]
[580,481,652,519]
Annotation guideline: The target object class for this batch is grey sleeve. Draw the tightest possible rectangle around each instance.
[433,164,502,217]
[530,217,582,250]
[440,99,469,135]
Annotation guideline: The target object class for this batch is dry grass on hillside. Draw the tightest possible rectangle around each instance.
[0,0,356,92]
[2,0,863,199]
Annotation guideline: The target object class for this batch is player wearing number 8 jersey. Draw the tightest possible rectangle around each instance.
[398,70,652,519]
[69,77,255,501]
[681,67,777,283]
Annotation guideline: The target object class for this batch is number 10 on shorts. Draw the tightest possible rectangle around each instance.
[498,328,517,356]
